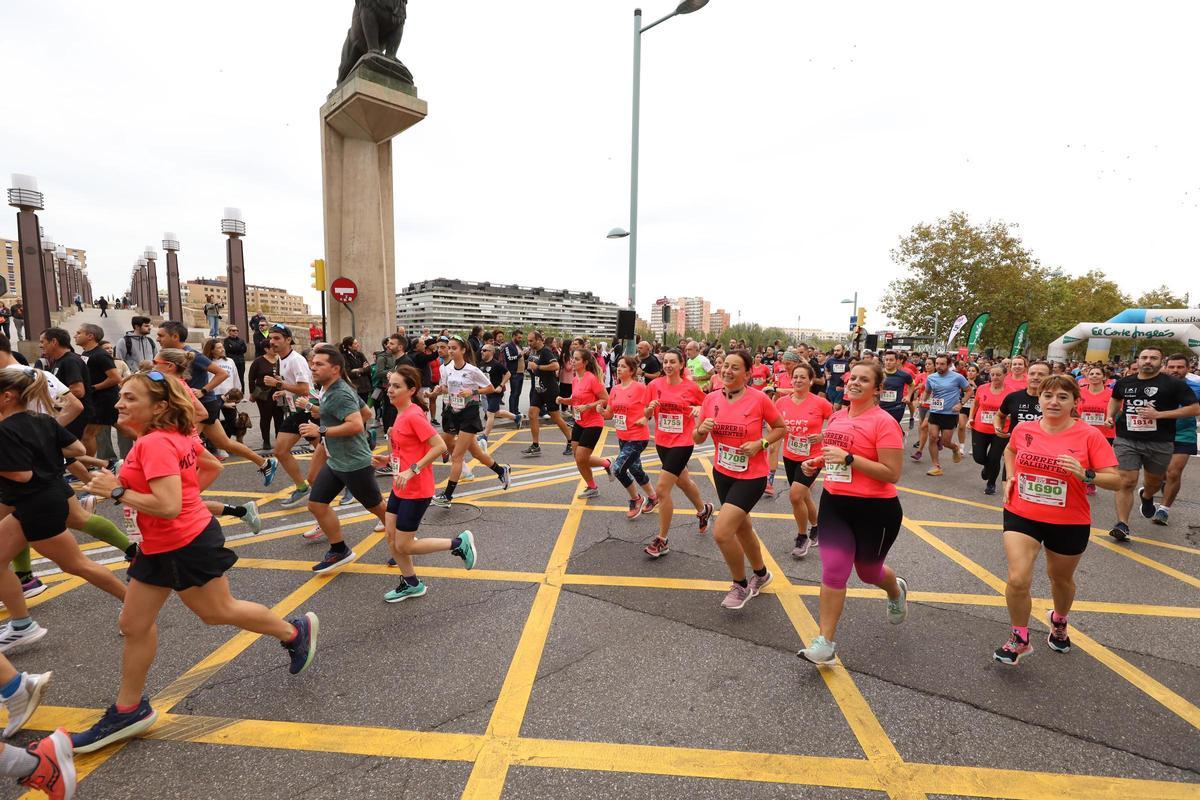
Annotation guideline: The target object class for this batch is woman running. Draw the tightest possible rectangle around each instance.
[797,362,907,665]
[776,361,834,558]
[644,349,712,558]
[764,352,801,499]
[1076,366,1115,496]
[430,336,511,509]
[372,366,476,602]
[694,351,786,609]
[74,371,318,753]
[957,364,979,451]
[970,365,1009,495]
[993,376,1119,665]
[602,356,657,518]
[567,348,611,499]
[0,368,128,652]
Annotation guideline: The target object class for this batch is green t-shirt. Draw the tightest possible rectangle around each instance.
[319,379,373,472]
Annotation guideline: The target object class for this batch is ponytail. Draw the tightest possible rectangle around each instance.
[0,367,54,414]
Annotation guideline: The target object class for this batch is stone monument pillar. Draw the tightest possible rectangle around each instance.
[222,208,250,343]
[144,247,161,320]
[163,233,184,322]
[320,59,427,351]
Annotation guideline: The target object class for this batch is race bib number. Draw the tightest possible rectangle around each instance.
[1126,413,1157,432]
[451,394,467,410]
[1017,473,1068,507]
[786,435,811,457]
[832,363,846,374]
[824,462,852,483]
[716,443,749,473]
[613,413,627,431]
[390,456,401,476]
[980,410,997,425]
[573,407,583,422]
[122,506,143,544]
[1082,411,1106,426]
[285,394,296,412]
[533,376,544,392]
[929,397,945,412]
[881,390,898,403]
[658,413,684,434]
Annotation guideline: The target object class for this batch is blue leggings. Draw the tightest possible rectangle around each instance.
[612,439,650,488]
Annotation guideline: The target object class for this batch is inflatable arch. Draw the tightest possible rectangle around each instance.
[1049,321,1200,361]
[1084,309,1200,361]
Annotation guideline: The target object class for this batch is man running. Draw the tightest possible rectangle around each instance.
[879,350,914,425]
[636,340,662,384]
[1105,346,1199,541]
[521,330,571,456]
[823,344,850,408]
[919,354,968,476]
[1157,353,1200,524]
[261,325,316,506]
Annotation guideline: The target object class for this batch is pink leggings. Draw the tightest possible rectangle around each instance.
[817,493,903,590]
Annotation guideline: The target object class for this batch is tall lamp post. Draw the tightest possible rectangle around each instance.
[136,258,149,312]
[40,234,60,312]
[162,232,184,321]
[144,246,160,318]
[608,0,710,353]
[221,208,249,342]
[840,292,861,350]
[55,245,70,311]
[66,255,78,307]
[7,175,52,342]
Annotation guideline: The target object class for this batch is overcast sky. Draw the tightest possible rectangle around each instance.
[5,1,1198,332]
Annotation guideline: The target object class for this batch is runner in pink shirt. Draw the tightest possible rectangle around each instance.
[775,361,833,559]
[601,356,658,522]
[797,363,907,666]
[568,348,611,500]
[694,351,786,610]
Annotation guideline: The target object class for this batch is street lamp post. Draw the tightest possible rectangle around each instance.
[40,234,60,312]
[610,1,710,352]
[66,255,78,307]
[55,245,70,311]
[144,246,160,319]
[221,208,249,342]
[136,258,149,313]
[7,175,52,340]
[162,232,184,321]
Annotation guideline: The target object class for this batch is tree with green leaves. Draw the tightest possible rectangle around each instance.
[1136,285,1189,309]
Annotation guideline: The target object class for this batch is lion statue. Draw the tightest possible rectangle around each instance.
[337,0,410,85]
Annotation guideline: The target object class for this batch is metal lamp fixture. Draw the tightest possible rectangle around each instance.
[55,245,66,261]
[676,0,709,12]
[66,255,76,267]
[144,246,157,261]
[136,257,148,268]
[606,227,630,239]
[162,231,180,252]
[7,174,44,210]
[221,207,246,236]
[41,234,54,252]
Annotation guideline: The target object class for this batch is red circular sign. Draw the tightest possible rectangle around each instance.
[330,276,358,304]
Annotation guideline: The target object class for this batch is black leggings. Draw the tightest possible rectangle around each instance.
[256,399,284,447]
[971,429,1006,483]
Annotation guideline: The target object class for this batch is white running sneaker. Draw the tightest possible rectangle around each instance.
[0,621,47,654]
[2,671,53,737]
[300,526,326,542]
[798,636,837,665]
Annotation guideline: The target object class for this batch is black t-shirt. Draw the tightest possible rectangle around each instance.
[410,351,436,387]
[639,354,662,384]
[82,345,119,409]
[478,359,508,388]
[44,351,93,421]
[1113,372,1198,442]
[1000,390,1042,428]
[880,370,914,411]
[0,412,76,502]
[527,346,559,395]
[825,358,851,389]
[502,342,522,372]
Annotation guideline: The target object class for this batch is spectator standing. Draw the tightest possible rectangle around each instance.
[222,325,248,388]
[9,301,23,341]
[114,316,157,372]
[74,323,121,457]
[97,296,109,317]
[252,319,272,358]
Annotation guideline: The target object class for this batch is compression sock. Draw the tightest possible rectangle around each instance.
[1050,611,1068,625]
[402,574,421,587]
[9,618,32,632]
[115,701,140,714]
[11,548,32,578]
[0,744,37,779]
[489,463,504,476]
[0,673,22,699]
[83,514,131,551]
[295,481,308,491]
[1012,626,1029,642]
[444,480,458,500]
[222,505,247,518]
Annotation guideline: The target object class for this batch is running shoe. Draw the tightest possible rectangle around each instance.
[797,635,837,665]
[603,459,613,482]
[499,464,512,490]
[338,492,356,507]
[441,451,450,464]
[791,534,811,560]
[521,444,541,458]
[260,456,279,486]
[451,530,477,570]
[18,728,75,800]
[312,548,358,574]
[887,577,908,624]
[21,576,47,599]
[242,501,262,534]
[697,502,714,535]
[373,520,385,532]
[280,486,310,508]
[432,493,452,509]
[641,495,660,515]
[1046,609,1071,653]
[910,450,922,462]
[763,473,776,499]
[809,524,819,544]
[77,494,97,514]
[2,671,52,738]
[70,696,156,753]
[1138,486,1156,519]
[980,466,988,480]
[108,458,123,475]
[925,466,943,476]
[993,631,1033,666]
[462,465,475,480]
[0,622,47,654]
[562,443,574,456]
[626,496,645,520]
[1152,506,1169,526]
[300,525,326,542]
[514,412,524,429]
[1109,522,1131,542]
[952,448,963,464]
[124,544,138,563]
[984,482,996,495]
[644,537,669,558]
[476,434,488,450]
[215,449,229,461]
[375,466,394,477]
[283,612,319,674]
[577,486,599,499]
[385,581,428,602]
[747,570,773,598]
[720,582,751,610]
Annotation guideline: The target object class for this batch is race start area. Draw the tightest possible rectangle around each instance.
[4,425,1198,799]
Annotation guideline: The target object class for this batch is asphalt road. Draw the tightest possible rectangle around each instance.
[4,309,1198,799]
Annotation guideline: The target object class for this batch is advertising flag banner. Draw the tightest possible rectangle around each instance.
[966,312,990,352]
[1010,321,1030,357]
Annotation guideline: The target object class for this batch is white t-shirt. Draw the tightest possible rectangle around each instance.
[213,357,241,396]
[3,365,71,415]
[439,361,492,408]
[277,350,313,400]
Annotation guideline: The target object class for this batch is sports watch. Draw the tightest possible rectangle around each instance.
[111,485,127,504]
[843,454,856,467]
[1082,469,1096,484]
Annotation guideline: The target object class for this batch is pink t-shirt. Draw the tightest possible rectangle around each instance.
[776,392,834,462]
[389,403,437,500]
[608,381,651,442]
[570,371,605,428]
[1005,420,1118,524]
[1004,373,1028,394]
[120,429,214,554]
[700,387,781,479]
[972,383,1007,434]
[820,405,905,498]
[1077,386,1115,439]
[649,377,706,448]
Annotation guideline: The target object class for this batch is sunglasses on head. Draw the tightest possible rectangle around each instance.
[146,370,166,382]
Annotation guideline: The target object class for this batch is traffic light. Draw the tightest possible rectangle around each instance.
[858,307,867,328]
[311,259,326,292]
